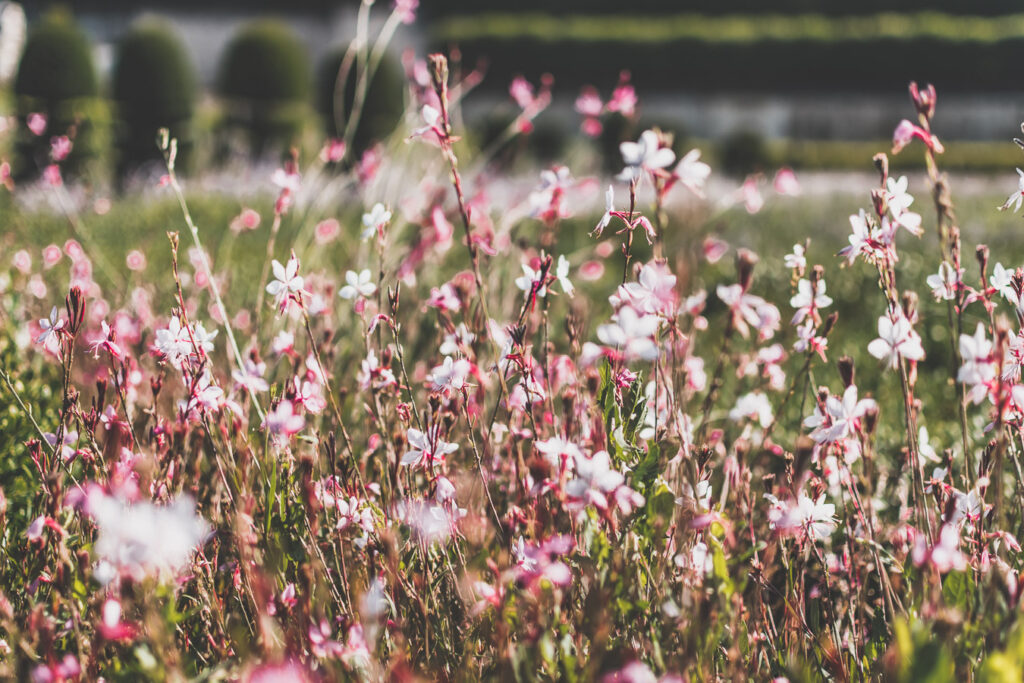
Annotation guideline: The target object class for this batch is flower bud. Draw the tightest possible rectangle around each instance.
[837,356,855,389]
[736,248,759,291]
[976,244,990,277]
[872,153,889,186]
[901,290,919,322]
[909,81,937,121]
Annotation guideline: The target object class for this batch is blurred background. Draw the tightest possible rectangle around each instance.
[7,0,1024,187]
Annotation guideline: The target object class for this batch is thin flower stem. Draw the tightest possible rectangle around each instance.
[162,150,266,424]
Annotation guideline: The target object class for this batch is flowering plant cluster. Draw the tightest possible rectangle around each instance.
[4,6,1024,679]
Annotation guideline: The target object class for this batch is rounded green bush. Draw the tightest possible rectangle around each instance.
[719,129,769,177]
[112,21,197,177]
[218,20,311,156]
[316,46,406,157]
[13,10,106,180]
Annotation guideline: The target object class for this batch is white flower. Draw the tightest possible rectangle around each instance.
[428,356,472,396]
[35,306,65,345]
[672,148,711,196]
[919,425,941,463]
[265,255,304,310]
[339,269,377,300]
[618,129,675,182]
[784,244,806,271]
[799,494,837,541]
[789,277,832,325]
[596,306,661,362]
[439,323,474,356]
[409,105,441,140]
[927,261,960,301]
[402,426,458,467]
[271,167,300,193]
[839,209,874,265]
[515,263,546,298]
[232,359,269,393]
[361,203,391,240]
[999,168,1024,212]
[804,385,876,445]
[767,493,836,541]
[593,185,615,236]
[867,310,924,369]
[958,323,994,404]
[729,392,773,428]
[87,491,209,583]
[555,255,574,297]
[886,176,914,214]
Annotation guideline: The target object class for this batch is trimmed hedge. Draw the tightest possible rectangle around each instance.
[423,1,1024,19]
[112,21,198,177]
[316,46,406,156]
[431,12,1024,93]
[438,35,1024,94]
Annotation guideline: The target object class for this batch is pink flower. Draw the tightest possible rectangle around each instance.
[26,112,46,136]
[580,259,605,281]
[314,218,340,244]
[230,208,261,233]
[427,283,460,312]
[773,167,801,196]
[513,535,574,590]
[702,236,729,264]
[394,0,418,25]
[43,164,61,186]
[42,244,62,268]
[606,73,637,118]
[50,135,71,162]
[12,248,30,274]
[263,400,305,437]
[319,138,346,163]
[575,86,604,118]
[739,175,764,214]
[892,118,944,155]
[913,524,967,574]
[125,250,146,271]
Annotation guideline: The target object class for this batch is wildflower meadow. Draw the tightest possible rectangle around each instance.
[7,2,1024,681]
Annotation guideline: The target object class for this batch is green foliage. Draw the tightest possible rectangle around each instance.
[13,10,107,180]
[316,46,407,156]
[719,129,769,177]
[889,618,956,682]
[112,21,198,177]
[423,0,1024,18]
[217,20,312,156]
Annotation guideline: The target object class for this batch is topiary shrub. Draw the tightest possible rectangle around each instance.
[13,9,108,180]
[718,129,770,177]
[316,46,406,158]
[218,20,312,158]
[112,20,197,181]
